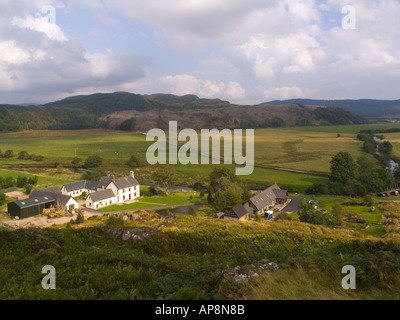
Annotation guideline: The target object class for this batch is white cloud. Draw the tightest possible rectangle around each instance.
[261,86,312,100]
[12,15,68,42]
[1,0,400,103]
[0,1,151,103]
[161,74,245,100]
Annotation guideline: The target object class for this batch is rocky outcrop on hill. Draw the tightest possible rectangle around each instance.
[108,227,170,242]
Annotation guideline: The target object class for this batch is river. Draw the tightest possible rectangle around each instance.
[373,136,399,174]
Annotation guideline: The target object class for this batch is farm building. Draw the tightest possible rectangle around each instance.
[106,171,140,203]
[31,187,78,213]
[247,183,288,215]
[61,180,106,197]
[8,195,56,219]
[85,171,140,209]
[85,189,117,209]
[224,203,252,221]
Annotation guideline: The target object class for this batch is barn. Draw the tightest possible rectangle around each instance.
[7,196,56,219]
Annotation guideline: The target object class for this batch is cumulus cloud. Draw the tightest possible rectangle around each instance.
[161,74,246,100]
[0,0,151,103]
[1,0,400,104]
[261,86,312,100]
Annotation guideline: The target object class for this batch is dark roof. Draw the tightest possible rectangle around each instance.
[87,189,116,203]
[249,184,287,211]
[109,176,140,190]
[273,188,288,199]
[12,196,55,209]
[249,188,277,211]
[63,180,101,192]
[225,204,250,219]
[31,186,61,197]
[31,188,76,207]
[98,177,113,188]
[63,180,88,192]
[85,180,101,191]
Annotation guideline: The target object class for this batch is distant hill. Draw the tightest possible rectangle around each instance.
[0,92,370,133]
[266,99,400,119]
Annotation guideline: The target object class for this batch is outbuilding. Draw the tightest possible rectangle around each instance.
[7,196,56,219]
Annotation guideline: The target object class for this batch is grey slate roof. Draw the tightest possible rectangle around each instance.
[249,188,277,211]
[14,196,55,209]
[85,180,101,191]
[225,204,250,220]
[249,184,287,211]
[64,180,99,192]
[87,189,116,203]
[31,186,61,197]
[98,177,113,189]
[31,187,75,207]
[109,176,140,190]
[273,188,288,200]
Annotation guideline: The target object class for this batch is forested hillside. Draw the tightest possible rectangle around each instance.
[0,92,370,133]
[267,99,400,119]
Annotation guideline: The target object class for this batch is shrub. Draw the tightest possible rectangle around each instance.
[105,216,125,227]
[74,210,85,225]
[275,212,293,221]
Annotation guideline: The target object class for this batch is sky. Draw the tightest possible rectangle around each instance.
[0,0,399,105]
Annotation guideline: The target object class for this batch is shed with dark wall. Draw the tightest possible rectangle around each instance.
[7,196,55,219]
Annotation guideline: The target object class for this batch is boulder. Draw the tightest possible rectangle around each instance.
[108,227,170,242]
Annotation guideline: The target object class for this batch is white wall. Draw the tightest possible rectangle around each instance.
[85,196,117,209]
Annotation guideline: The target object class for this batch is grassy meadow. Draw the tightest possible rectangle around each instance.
[0,124,397,193]
[253,129,363,173]
[290,122,400,134]
[0,128,335,192]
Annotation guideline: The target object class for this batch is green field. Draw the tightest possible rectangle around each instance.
[99,190,205,212]
[1,124,395,193]
[253,129,363,173]
[0,129,333,192]
[290,123,400,134]
[0,168,76,189]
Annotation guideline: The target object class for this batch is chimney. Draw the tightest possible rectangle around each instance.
[130,171,135,179]
[112,175,115,183]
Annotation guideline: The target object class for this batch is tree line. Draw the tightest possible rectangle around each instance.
[0,149,44,162]
[307,151,397,197]
[0,174,39,205]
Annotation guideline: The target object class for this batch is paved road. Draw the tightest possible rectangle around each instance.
[281,197,305,213]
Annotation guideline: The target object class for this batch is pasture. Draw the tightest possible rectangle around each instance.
[253,129,363,173]
[0,127,367,192]
[290,123,400,134]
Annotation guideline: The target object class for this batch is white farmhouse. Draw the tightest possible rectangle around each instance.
[85,171,140,209]
[106,171,140,203]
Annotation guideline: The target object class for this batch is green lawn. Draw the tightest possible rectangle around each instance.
[298,196,386,237]
[98,191,205,212]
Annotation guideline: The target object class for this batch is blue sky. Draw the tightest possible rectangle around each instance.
[1,0,399,104]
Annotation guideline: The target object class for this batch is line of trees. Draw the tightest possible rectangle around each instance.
[0,150,44,162]
[0,174,39,196]
[307,151,397,197]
